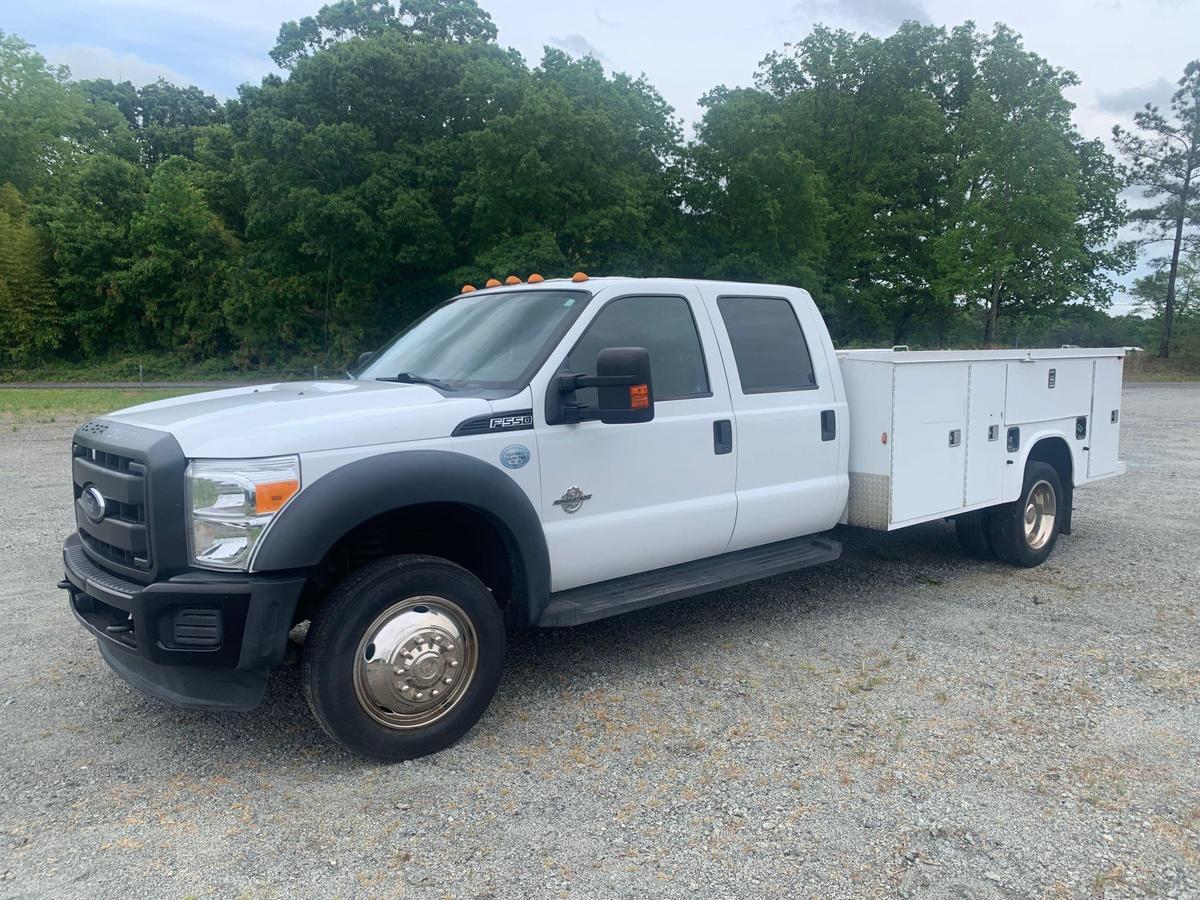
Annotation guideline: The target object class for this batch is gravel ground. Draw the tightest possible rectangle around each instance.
[1,383,1197,899]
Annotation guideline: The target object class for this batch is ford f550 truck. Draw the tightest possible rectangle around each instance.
[60,276,1126,760]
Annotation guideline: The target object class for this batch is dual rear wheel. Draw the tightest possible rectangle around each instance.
[955,461,1063,567]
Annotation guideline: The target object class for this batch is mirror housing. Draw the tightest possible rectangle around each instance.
[549,346,654,425]
[356,350,375,369]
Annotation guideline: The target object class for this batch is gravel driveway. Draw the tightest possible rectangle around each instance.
[1,383,1197,899]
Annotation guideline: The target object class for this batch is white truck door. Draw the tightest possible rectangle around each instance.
[533,289,737,592]
[707,291,845,551]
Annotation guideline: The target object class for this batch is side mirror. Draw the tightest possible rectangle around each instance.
[548,346,655,425]
[356,350,375,369]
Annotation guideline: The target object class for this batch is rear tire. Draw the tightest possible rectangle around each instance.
[955,509,995,560]
[989,461,1063,568]
[302,555,505,761]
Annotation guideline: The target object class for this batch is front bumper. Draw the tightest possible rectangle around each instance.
[61,533,306,711]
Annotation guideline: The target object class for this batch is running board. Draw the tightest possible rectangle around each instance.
[536,535,841,627]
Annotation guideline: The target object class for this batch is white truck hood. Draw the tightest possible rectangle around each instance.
[103,380,491,458]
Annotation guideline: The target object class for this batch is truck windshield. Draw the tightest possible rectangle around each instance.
[356,289,591,395]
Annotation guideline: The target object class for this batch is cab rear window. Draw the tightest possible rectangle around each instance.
[717,296,817,393]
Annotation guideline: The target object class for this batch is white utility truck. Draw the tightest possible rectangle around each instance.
[60,276,1125,759]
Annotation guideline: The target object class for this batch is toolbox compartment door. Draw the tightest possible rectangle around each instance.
[964,363,1007,506]
[1087,357,1123,478]
[891,364,968,523]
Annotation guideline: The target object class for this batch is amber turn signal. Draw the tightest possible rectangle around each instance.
[505,275,521,285]
[629,384,649,410]
[528,273,544,283]
[255,478,299,515]
[571,271,588,282]
[484,278,501,288]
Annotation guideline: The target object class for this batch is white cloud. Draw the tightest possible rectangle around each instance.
[1097,78,1176,114]
[40,43,191,87]
[794,0,930,29]
[550,33,610,64]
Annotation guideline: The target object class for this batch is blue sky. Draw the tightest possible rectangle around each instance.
[5,0,1199,312]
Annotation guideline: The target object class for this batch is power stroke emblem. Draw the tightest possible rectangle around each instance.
[553,486,592,514]
[499,444,530,469]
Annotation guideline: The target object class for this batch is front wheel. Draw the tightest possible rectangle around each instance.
[989,461,1063,568]
[302,555,505,761]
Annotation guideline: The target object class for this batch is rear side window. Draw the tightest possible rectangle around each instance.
[563,295,709,402]
[717,296,817,393]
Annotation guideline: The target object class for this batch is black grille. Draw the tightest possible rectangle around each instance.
[73,440,151,573]
[79,530,142,570]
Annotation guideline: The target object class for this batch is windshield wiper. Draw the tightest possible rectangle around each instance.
[375,372,457,391]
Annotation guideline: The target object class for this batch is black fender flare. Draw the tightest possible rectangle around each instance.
[251,450,550,625]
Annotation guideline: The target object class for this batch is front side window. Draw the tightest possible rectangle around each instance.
[717,296,817,393]
[562,295,710,404]
[357,289,590,395]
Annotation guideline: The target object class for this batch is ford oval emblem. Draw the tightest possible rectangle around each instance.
[500,444,530,469]
[80,484,107,524]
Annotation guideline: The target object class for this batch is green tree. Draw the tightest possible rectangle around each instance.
[0,183,60,363]
[750,23,969,343]
[270,0,498,68]
[0,32,87,191]
[934,26,1127,345]
[1133,251,1198,322]
[229,15,525,360]
[1113,61,1200,357]
[683,86,829,290]
[455,49,684,281]
[34,153,147,355]
[118,157,241,358]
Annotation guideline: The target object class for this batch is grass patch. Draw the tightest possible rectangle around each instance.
[0,388,193,423]
[1124,356,1200,382]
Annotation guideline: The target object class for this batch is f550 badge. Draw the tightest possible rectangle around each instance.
[490,414,534,430]
[451,408,536,437]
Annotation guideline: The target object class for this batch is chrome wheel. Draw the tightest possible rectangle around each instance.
[1023,480,1057,552]
[353,596,478,730]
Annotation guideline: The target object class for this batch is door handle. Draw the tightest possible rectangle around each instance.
[821,409,836,442]
[713,419,733,455]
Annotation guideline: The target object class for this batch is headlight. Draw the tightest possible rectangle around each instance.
[186,456,300,571]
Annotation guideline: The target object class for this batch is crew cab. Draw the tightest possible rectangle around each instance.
[59,276,1126,760]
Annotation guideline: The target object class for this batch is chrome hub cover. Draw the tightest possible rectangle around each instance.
[354,596,477,729]
[1023,480,1057,551]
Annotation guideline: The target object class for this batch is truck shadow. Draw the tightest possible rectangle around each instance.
[122,518,988,768]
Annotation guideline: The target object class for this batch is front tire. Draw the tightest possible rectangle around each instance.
[989,461,1063,568]
[302,555,505,761]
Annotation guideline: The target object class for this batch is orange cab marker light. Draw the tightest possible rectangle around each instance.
[505,275,521,285]
[528,273,544,283]
[461,284,476,293]
[571,271,589,282]
[484,278,501,288]
[255,478,299,515]
[630,384,649,410]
